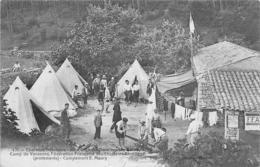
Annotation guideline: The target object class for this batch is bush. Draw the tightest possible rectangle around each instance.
[161,132,259,167]
[1,99,28,146]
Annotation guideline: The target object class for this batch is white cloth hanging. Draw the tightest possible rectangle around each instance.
[175,104,186,119]
[208,111,218,126]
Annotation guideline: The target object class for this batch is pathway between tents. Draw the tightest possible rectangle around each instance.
[69,97,190,149]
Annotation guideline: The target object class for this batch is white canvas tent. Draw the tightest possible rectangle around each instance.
[116,59,149,99]
[3,77,60,134]
[30,63,77,117]
[56,58,87,96]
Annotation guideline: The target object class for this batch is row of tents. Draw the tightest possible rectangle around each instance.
[3,59,151,134]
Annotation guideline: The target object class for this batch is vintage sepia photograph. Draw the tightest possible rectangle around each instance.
[0,0,259,167]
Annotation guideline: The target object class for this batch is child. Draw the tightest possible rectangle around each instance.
[94,110,102,139]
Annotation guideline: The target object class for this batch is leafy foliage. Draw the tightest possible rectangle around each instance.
[52,4,200,77]
[161,132,259,167]
[52,4,143,77]
[132,19,202,74]
[1,99,28,142]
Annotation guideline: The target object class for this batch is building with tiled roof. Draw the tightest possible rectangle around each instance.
[199,70,260,112]
[192,41,260,129]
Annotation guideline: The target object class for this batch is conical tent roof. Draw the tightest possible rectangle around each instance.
[3,77,60,134]
[56,58,87,96]
[30,63,77,117]
[116,59,149,99]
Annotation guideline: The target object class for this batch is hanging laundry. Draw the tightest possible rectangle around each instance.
[175,104,186,119]
[208,111,218,126]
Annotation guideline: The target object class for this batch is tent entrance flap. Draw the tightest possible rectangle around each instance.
[31,100,55,132]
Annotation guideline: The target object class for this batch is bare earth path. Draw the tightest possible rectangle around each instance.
[70,97,189,150]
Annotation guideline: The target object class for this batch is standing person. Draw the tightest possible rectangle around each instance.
[72,85,81,106]
[98,85,105,112]
[138,121,148,143]
[152,109,162,128]
[82,83,89,105]
[100,75,108,88]
[92,74,101,95]
[108,77,116,101]
[104,86,111,113]
[94,109,102,139]
[146,79,154,97]
[132,80,140,107]
[115,117,128,150]
[186,118,203,147]
[110,98,122,132]
[87,73,94,95]
[61,103,71,140]
[123,80,132,105]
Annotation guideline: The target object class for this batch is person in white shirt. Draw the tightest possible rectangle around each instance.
[132,80,140,107]
[13,61,21,72]
[186,117,203,147]
[104,86,111,113]
[72,85,81,105]
[153,127,165,142]
[123,80,132,105]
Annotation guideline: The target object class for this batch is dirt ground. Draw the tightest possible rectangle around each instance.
[69,97,190,150]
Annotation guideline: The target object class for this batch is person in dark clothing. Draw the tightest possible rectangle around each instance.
[108,77,116,101]
[61,103,71,140]
[146,79,154,96]
[163,98,168,111]
[171,102,175,118]
[110,98,122,132]
[94,110,102,139]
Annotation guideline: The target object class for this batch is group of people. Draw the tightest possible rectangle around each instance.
[92,74,116,112]
[123,79,140,106]
[59,72,201,151]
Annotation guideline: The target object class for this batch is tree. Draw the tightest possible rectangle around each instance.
[51,4,143,78]
[132,19,201,74]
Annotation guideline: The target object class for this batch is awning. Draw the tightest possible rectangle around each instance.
[157,70,196,93]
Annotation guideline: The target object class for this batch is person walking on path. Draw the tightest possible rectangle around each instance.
[61,103,71,140]
[108,77,116,101]
[110,98,122,132]
[94,109,102,139]
[92,74,101,95]
[115,117,128,150]
[132,80,140,107]
[104,86,111,113]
